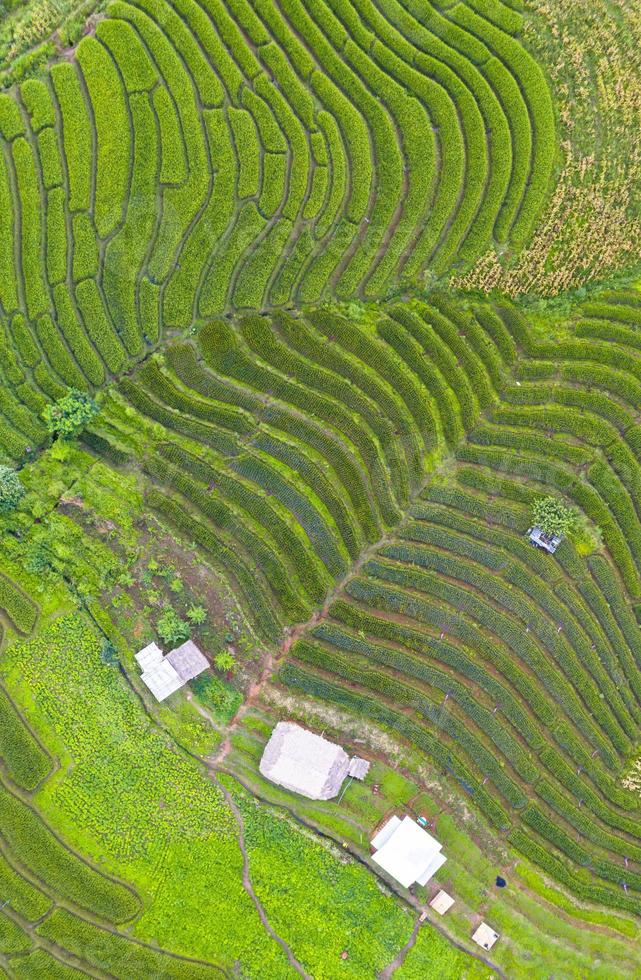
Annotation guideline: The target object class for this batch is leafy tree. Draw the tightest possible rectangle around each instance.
[0,465,24,513]
[157,607,191,646]
[43,389,99,440]
[532,496,577,537]
[215,650,236,673]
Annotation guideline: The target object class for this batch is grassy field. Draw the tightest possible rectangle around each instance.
[1,0,641,976]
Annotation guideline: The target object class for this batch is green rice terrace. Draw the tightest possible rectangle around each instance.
[2,0,641,977]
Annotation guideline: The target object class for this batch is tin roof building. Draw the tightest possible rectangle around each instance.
[528,525,562,554]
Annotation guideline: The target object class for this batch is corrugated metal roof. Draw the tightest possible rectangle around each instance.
[135,642,164,671]
[140,659,184,702]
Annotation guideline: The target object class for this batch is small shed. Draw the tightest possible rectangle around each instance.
[135,641,163,671]
[166,639,209,682]
[135,639,209,702]
[472,922,499,951]
[140,659,184,702]
[260,722,350,800]
[528,526,562,554]
[348,757,371,780]
[429,890,455,915]
[371,815,446,889]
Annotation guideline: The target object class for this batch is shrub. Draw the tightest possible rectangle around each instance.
[156,608,190,646]
[0,465,24,513]
[43,390,99,440]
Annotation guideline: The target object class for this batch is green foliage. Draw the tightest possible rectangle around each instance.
[43,389,99,440]
[0,464,24,512]
[214,650,236,673]
[186,603,207,625]
[532,496,578,537]
[156,607,190,646]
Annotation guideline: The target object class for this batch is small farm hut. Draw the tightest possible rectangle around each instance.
[166,639,209,681]
[371,815,446,889]
[472,922,499,951]
[259,722,369,800]
[429,890,455,915]
[528,525,562,554]
[135,639,209,702]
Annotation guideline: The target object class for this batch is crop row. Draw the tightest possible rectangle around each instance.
[0,0,554,444]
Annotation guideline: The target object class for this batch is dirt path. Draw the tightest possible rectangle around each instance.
[378,916,421,979]
[213,775,311,979]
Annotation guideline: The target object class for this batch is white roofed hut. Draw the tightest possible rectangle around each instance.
[135,641,163,672]
[429,890,455,915]
[139,658,184,702]
[259,722,370,800]
[371,815,446,889]
[135,639,209,702]
[472,922,499,951]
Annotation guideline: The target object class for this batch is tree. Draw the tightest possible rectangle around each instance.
[0,465,25,514]
[157,607,191,646]
[532,496,577,537]
[43,389,99,440]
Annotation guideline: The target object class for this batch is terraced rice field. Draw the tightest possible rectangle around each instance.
[80,290,641,922]
[2,0,641,977]
[0,0,558,470]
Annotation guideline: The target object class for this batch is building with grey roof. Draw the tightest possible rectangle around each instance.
[259,722,370,800]
[166,639,210,682]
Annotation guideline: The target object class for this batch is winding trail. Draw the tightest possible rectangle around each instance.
[378,916,421,979]
[212,774,311,979]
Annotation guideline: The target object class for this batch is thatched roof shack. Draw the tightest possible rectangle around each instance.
[260,722,365,800]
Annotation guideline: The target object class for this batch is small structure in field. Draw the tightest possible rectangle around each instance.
[371,815,446,889]
[135,640,208,702]
[259,722,370,800]
[527,525,562,554]
[429,889,455,915]
[166,639,209,682]
[472,922,499,951]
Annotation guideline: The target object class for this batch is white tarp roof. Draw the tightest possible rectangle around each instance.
[135,642,163,671]
[472,922,499,950]
[166,640,209,681]
[259,722,350,800]
[372,815,401,850]
[416,851,447,886]
[430,890,455,915]
[372,816,445,889]
[140,659,184,702]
